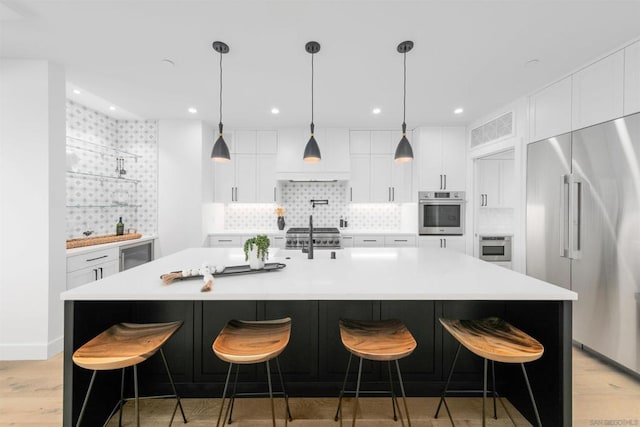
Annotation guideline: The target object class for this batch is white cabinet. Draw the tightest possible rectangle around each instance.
[415,127,465,191]
[66,247,119,289]
[209,234,245,247]
[214,131,278,203]
[624,41,640,115]
[477,159,515,208]
[529,77,572,142]
[341,235,355,248]
[269,234,286,249]
[342,234,416,247]
[572,51,624,130]
[419,236,466,253]
[276,128,350,180]
[384,235,417,247]
[353,235,385,247]
[348,130,413,203]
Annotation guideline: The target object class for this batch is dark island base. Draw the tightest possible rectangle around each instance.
[63,300,572,426]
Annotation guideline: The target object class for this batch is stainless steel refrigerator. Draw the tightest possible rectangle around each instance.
[527,112,640,375]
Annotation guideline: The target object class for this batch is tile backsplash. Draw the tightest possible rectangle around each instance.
[65,100,158,239]
[223,181,402,231]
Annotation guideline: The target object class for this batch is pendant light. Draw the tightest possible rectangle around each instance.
[303,41,321,163]
[394,40,414,163]
[211,41,231,162]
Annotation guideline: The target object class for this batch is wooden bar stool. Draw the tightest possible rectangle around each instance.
[435,317,544,427]
[212,317,293,427]
[72,321,187,427]
[334,318,417,427]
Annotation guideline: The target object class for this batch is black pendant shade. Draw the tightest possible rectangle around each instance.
[304,41,321,163]
[395,40,414,163]
[211,41,231,162]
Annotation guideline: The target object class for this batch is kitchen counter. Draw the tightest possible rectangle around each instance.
[62,247,574,426]
[61,247,576,301]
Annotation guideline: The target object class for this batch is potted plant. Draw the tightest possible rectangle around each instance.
[244,234,270,270]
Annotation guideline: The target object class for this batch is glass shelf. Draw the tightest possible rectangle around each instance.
[66,136,140,159]
[66,204,142,208]
[66,170,140,183]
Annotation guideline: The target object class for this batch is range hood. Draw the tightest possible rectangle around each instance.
[276,128,350,182]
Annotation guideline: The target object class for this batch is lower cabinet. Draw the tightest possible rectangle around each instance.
[66,247,119,289]
[343,234,417,248]
[418,236,466,253]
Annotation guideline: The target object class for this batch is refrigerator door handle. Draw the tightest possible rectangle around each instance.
[560,175,570,257]
[569,175,583,260]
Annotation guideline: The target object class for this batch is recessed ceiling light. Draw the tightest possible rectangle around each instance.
[72,89,81,95]
[188,107,197,114]
[271,108,280,115]
[109,106,116,111]
[372,108,381,115]
[453,108,464,115]
[525,59,540,68]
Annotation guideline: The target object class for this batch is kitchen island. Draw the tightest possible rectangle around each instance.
[62,247,576,426]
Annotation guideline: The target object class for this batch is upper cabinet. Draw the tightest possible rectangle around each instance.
[213,130,278,203]
[572,50,624,130]
[414,127,466,191]
[347,130,413,203]
[477,159,515,208]
[276,128,350,180]
[529,77,572,142]
[624,41,640,115]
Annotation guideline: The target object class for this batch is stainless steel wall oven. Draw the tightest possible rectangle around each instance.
[418,191,465,235]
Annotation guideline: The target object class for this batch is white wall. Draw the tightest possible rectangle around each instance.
[0,59,66,360]
[157,120,214,257]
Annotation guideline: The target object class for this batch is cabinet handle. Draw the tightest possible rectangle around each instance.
[231,187,234,201]
[93,269,98,281]
[86,255,108,262]
[444,238,447,248]
[395,239,408,242]
[444,175,447,189]
[388,187,391,201]
[274,187,277,202]
[485,194,488,206]
[218,239,233,242]
[392,187,395,201]
[440,175,443,190]
[350,187,353,202]
[98,267,103,279]
[363,239,377,242]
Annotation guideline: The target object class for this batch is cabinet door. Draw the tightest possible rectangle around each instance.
[416,127,443,190]
[209,235,243,247]
[441,127,466,190]
[349,130,370,154]
[443,237,466,253]
[418,236,445,249]
[257,130,278,154]
[500,159,516,208]
[624,41,640,115]
[213,159,235,203]
[349,154,371,202]
[529,77,572,142]
[234,154,257,202]
[477,159,501,208]
[234,130,257,154]
[384,235,417,247]
[269,235,286,249]
[369,154,392,202]
[391,159,413,202]
[67,267,98,289]
[323,128,350,173]
[370,130,393,154]
[100,260,118,277]
[353,235,384,247]
[572,51,624,130]
[256,154,277,203]
[341,235,354,248]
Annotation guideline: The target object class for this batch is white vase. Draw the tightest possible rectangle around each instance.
[247,247,265,270]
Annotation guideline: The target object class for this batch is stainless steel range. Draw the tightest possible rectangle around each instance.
[285,227,341,249]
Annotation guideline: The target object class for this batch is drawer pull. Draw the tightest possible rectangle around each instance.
[218,239,233,242]
[363,239,377,242]
[86,255,108,262]
[394,240,408,242]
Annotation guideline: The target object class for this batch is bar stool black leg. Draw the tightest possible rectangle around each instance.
[387,361,398,421]
[334,353,353,422]
[491,360,497,419]
[521,363,543,427]
[351,357,363,427]
[266,360,276,427]
[133,364,140,427]
[159,348,188,424]
[216,363,233,427]
[395,359,411,427]
[482,358,488,427]
[275,357,293,422]
[118,368,125,427]
[434,342,460,426]
[227,364,240,424]
[75,370,97,427]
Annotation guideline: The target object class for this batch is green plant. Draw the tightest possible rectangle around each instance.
[244,234,270,261]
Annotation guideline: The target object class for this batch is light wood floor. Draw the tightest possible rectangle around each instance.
[1,347,638,426]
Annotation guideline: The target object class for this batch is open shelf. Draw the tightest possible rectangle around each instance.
[66,204,142,208]
[66,170,140,183]
[66,136,140,159]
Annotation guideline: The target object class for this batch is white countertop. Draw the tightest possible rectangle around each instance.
[66,235,156,256]
[61,247,577,302]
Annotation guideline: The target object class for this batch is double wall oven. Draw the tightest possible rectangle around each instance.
[418,191,465,235]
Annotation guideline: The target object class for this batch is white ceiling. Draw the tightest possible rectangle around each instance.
[2,0,640,128]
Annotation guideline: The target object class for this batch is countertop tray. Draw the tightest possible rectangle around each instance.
[162,262,286,281]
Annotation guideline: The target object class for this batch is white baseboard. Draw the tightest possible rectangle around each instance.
[0,335,63,360]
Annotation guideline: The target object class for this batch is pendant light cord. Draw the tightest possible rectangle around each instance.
[403,51,407,127]
[219,52,223,128]
[311,52,314,127]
